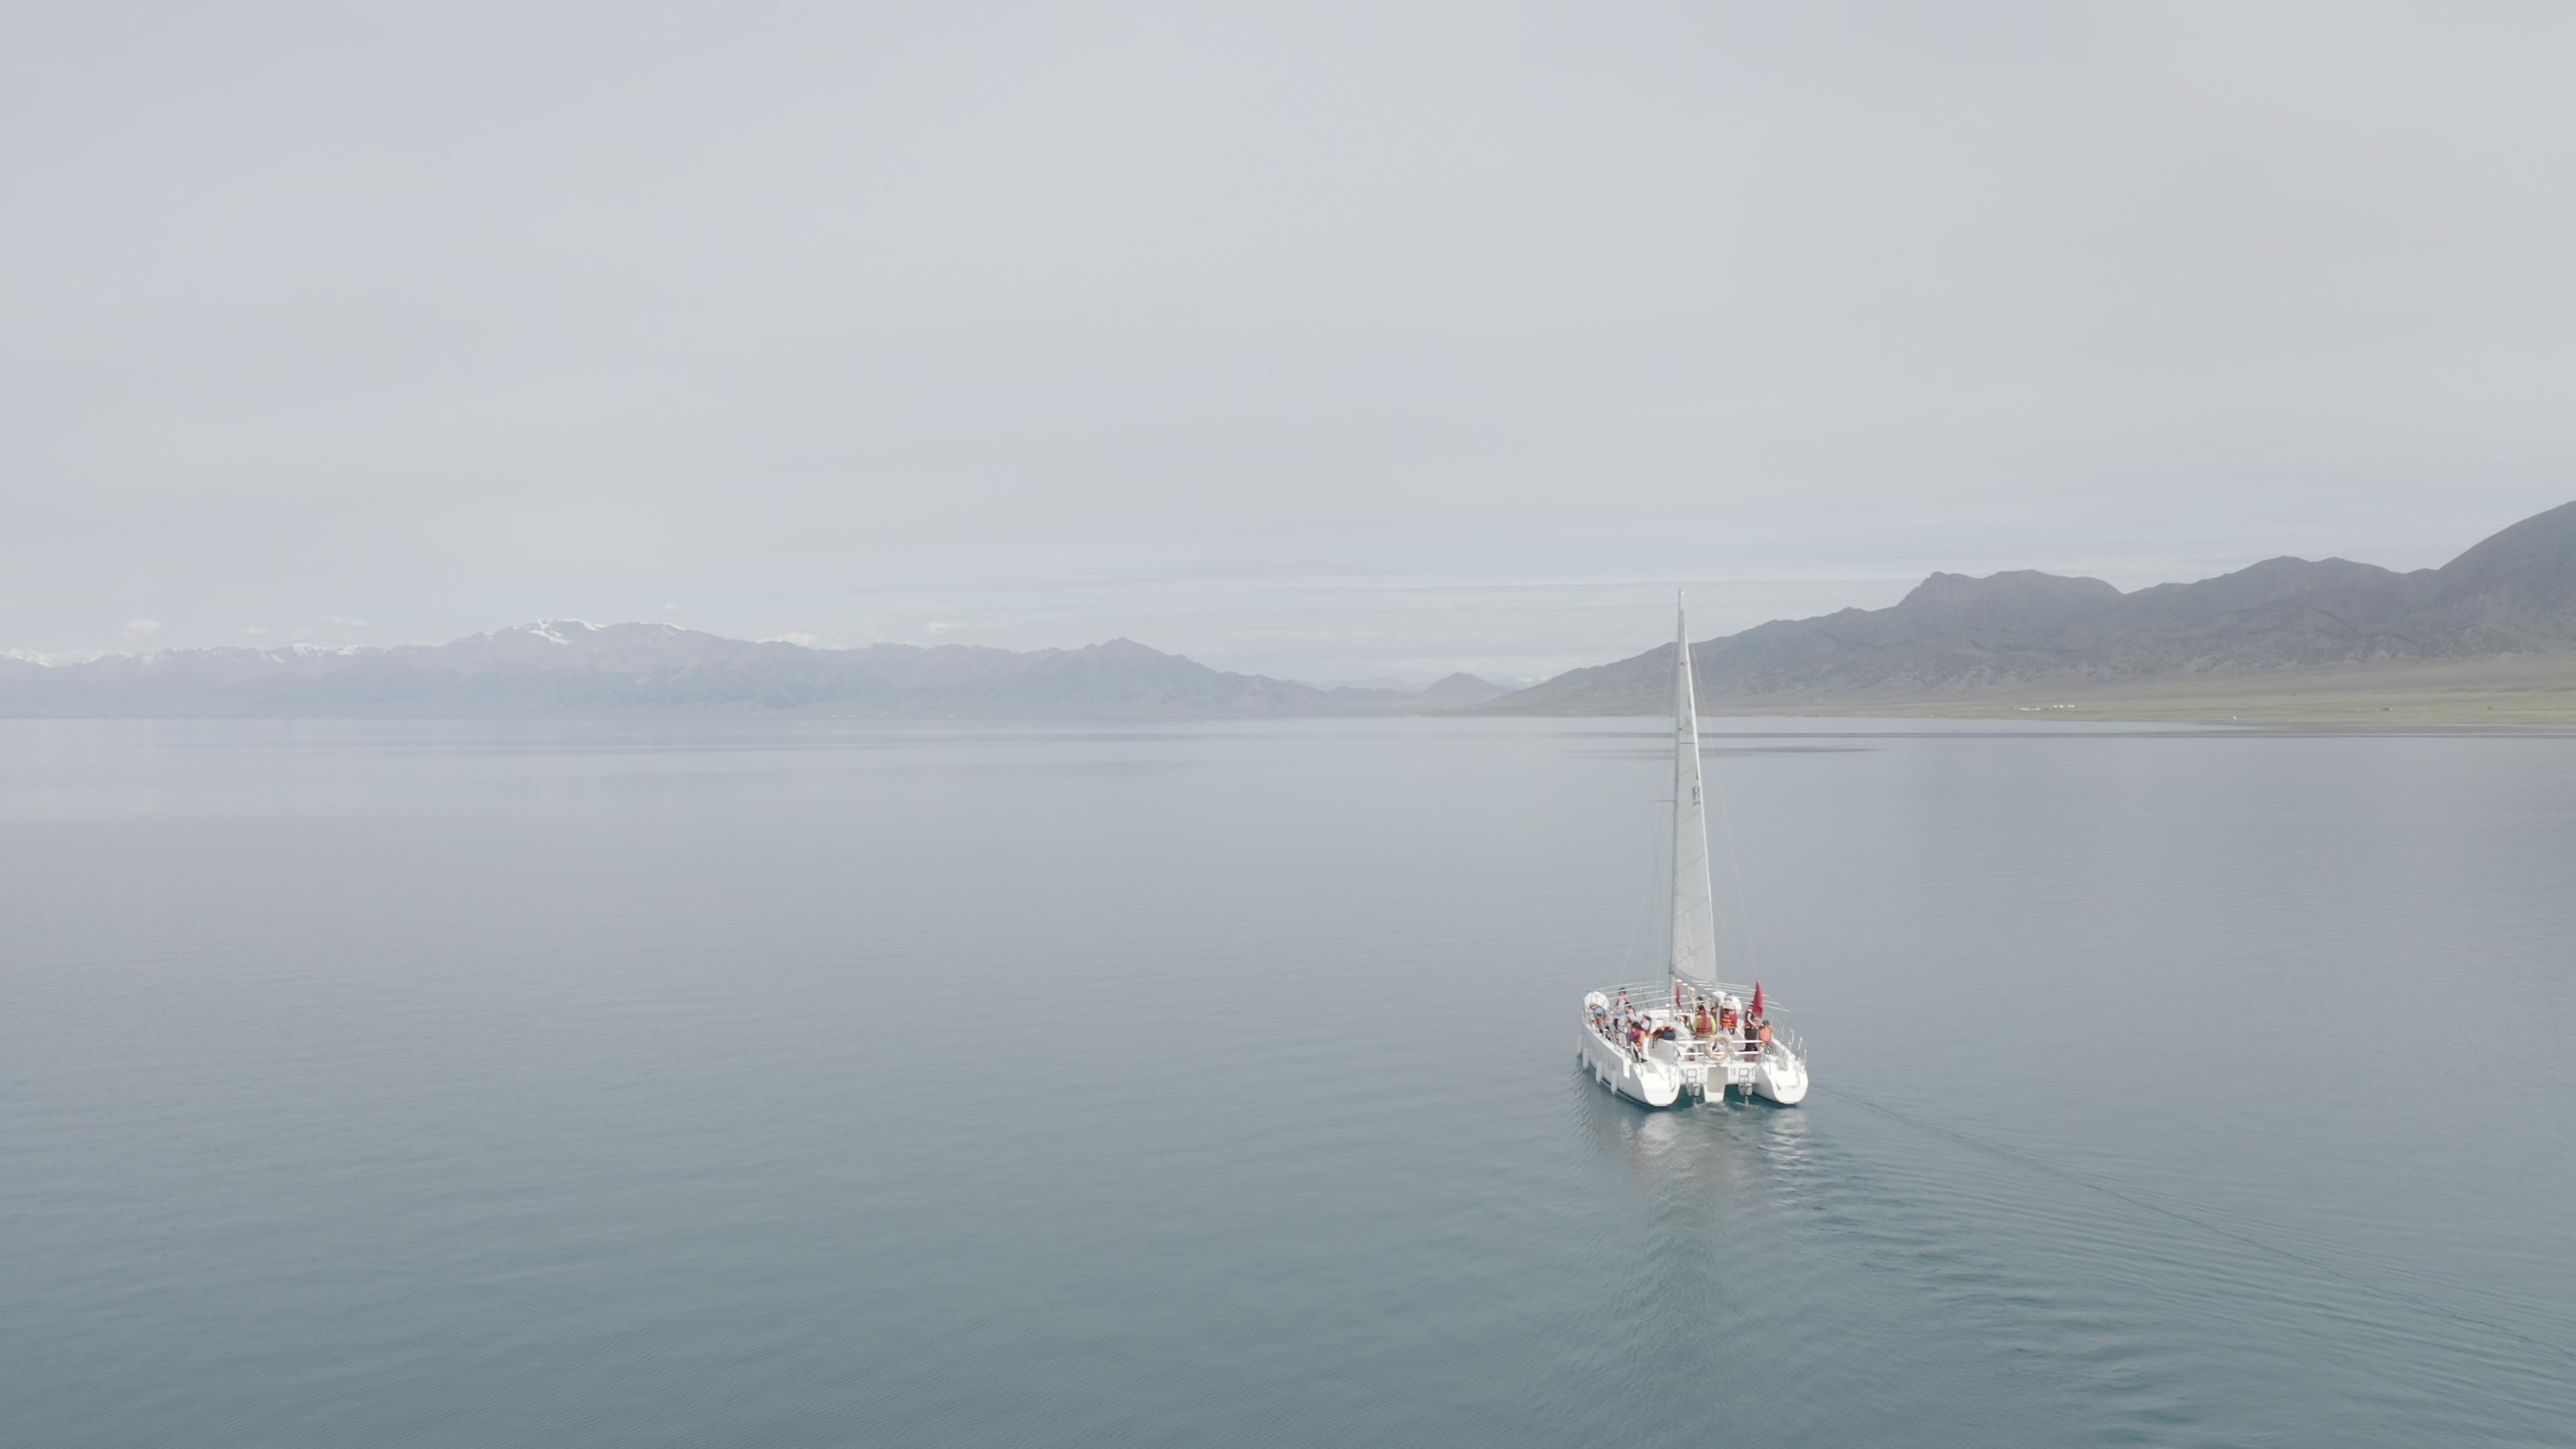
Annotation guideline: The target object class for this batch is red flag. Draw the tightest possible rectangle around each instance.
[1750,981,1765,1018]
[1674,981,1685,1008]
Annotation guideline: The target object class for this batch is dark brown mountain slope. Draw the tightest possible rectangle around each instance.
[1478,501,2576,713]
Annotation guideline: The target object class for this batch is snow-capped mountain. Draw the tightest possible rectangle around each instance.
[0,621,1478,718]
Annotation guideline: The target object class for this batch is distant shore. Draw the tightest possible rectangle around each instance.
[1672,656,2576,727]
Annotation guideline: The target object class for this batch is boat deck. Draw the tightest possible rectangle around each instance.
[1586,979,1808,1099]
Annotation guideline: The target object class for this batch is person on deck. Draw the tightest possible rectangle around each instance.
[1691,1003,1717,1038]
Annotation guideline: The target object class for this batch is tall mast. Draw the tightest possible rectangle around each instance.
[1668,591,1719,984]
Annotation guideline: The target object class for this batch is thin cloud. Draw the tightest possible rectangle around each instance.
[11,11,2573,665]
[320,615,368,628]
[121,619,162,639]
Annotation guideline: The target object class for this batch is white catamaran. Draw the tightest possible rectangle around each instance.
[1577,594,1810,1107]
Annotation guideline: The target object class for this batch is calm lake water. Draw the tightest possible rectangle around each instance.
[4,717,2572,1447]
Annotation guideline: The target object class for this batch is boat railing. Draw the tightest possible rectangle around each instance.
[1598,979,1786,1014]
[1591,979,1807,1066]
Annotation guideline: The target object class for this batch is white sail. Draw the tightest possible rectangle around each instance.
[1668,593,1720,984]
[1577,593,1809,1108]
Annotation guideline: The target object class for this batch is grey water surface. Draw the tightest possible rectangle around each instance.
[4,718,2571,1447]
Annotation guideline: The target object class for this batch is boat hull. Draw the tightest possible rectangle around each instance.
[1752,1051,1808,1105]
[1577,1023,1682,1108]
[1580,987,1809,1107]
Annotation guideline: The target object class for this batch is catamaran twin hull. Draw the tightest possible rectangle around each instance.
[1578,985,1809,1108]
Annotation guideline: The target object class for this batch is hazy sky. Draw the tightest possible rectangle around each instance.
[9,3,2574,680]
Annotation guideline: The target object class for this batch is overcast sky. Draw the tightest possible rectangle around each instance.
[8,3,2573,680]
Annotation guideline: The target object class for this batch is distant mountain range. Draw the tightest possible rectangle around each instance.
[1476,500,2576,712]
[0,623,1510,718]
[12,502,2571,719]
